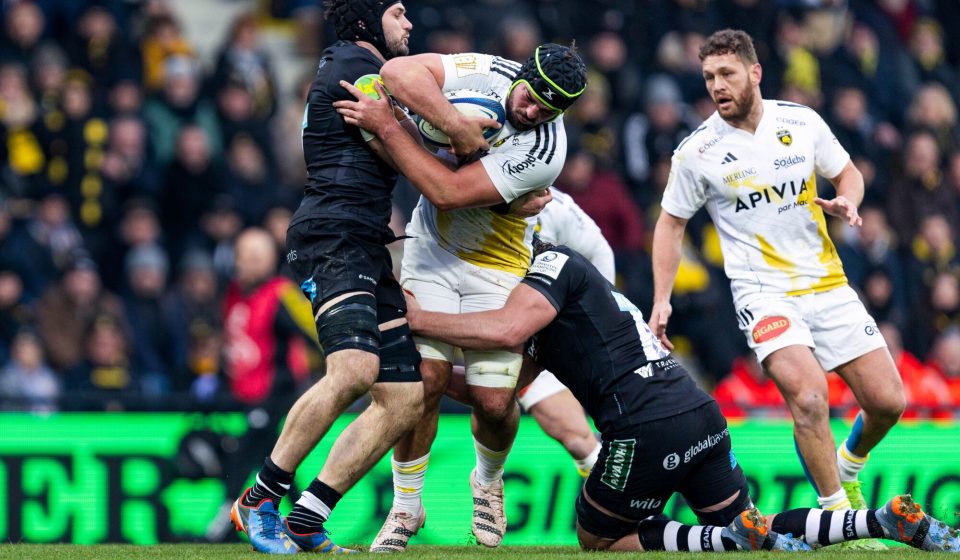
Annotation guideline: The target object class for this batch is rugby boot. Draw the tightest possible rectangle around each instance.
[721,507,812,551]
[230,488,299,554]
[470,469,507,547]
[369,506,427,552]
[283,519,357,553]
[875,494,960,552]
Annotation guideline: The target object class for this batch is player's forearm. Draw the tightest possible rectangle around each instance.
[832,161,864,207]
[378,120,465,209]
[651,211,686,303]
[406,308,517,350]
[381,58,461,136]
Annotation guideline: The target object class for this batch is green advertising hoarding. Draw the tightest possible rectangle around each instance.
[0,413,958,545]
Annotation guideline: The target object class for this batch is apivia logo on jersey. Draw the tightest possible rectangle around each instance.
[734,177,812,213]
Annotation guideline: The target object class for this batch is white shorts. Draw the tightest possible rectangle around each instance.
[516,370,567,411]
[401,235,523,389]
[737,285,886,371]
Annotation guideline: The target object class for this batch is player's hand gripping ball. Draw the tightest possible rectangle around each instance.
[417,90,506,149]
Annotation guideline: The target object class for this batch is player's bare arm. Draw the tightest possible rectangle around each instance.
[815,160,865,227]
[367,104,422,170]
[405,283,557,350]
[336,80,506,210]
[649,209,689,351]
[380,53,500,155]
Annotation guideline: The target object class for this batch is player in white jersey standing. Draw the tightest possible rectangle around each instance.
[336,43,587,550]
[517,188,610,477]
[649,29,904,544]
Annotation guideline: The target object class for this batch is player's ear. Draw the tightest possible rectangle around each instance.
[750,62,762,87]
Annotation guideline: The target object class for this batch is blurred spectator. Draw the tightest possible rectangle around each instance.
[216,80,275,171]
[836,204,907,314]
[62,314,136,409]
[492,16,540,62]
[35,253,126,372]
[160,126,224,260]
[122,243,186,396]
[587,31,641,116]
[0,1,48,66]
[911,270,960,360]
[97,198,164,291]
[140,13,193,92]
[906,214,960,308]
[905,18,958,103]
[172,249,221,335]
[566,72,617,166]
[820,20,913,125]
[31,45,68,118]
[178,321,224,401]
[68,4,137,97]
[655,31,709,104]
[0,330,59,412]
[765,12,822,107]
[621,74,696,206]
[0,267,31,365]
[224,135,276,227]
[106,78,144,116]
[905,82,959,155]
[886,129,957,246]
[271,72,312,191]
[0,63,46,198]
[828,86,880,161]
[100,114,162,204]
[212,13,277,120]
[23,193,83,279]
[193,195,243,283]
[143,56,221,166]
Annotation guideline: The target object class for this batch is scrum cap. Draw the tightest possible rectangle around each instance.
[510,43,587,112]
[327,0,402,58]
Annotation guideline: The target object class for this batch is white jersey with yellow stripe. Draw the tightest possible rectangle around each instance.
[661,99,851,306]
[406,53,567,277]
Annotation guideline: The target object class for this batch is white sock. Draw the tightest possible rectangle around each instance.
[575,442,601,476]
[837,441,868,483]
[474,439,510,486]
[392,453,428,515]
[817,488,851,511]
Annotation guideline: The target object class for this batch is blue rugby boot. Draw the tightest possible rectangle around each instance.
[876,494,960,552]
[231,488,299,554]
[283,520,357,553]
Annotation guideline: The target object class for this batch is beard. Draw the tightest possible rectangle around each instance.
[505,95,534,131]
[716,86,756,123]
[384,34,409,58]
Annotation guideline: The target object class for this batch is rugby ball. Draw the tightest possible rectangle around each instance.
[417,90,506,149]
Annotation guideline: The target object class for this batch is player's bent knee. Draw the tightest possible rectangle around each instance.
[317,294,380,356]
[790,390,830,423]
[575,492,635,548]
[470,387,516,419]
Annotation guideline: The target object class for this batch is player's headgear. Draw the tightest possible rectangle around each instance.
[326,0,402,59]
[510,43,587,112]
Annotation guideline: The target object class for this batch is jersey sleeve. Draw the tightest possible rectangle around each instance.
[440,53,506,92]
[480,121,566,203]
[521,248,583,312]
[811,112,850,179]
[660,150,706,219]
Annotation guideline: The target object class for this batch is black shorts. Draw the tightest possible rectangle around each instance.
[577,400,749,540]
[286,219,406,324]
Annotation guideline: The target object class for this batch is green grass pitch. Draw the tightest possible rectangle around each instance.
[0,544,954,559]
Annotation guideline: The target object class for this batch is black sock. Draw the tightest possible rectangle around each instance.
[638,518,738,551]
[242,457,294,507]
[770,508,884,546]
[287,479,343,534]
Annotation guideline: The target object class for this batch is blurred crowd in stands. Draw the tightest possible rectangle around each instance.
[1,0,959,418]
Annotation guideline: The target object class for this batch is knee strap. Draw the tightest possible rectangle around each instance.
[317,294,379,356]
[377,323,422,383]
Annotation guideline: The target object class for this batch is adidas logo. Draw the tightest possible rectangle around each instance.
[722,152,738,164]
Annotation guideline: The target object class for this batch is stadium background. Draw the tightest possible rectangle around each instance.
[0,0,959,546]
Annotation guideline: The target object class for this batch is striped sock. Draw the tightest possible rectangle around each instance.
[242,457,294,506]
[287,479,342,534]
[474,439,510,485]
[639,519,738,551]
[392,453,429,515]
[770,508,884,546]
[818,488,851,511]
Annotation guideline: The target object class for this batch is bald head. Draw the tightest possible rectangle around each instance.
[234,228,278,289]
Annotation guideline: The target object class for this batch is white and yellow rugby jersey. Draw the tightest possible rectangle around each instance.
[407,53,567,277]
[661,99,850,305]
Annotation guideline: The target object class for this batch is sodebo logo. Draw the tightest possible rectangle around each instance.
[752,316,790,343]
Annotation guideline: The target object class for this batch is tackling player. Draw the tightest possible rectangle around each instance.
[649,29,904,545]
[336,43,587,550]
[403,241,960,553]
